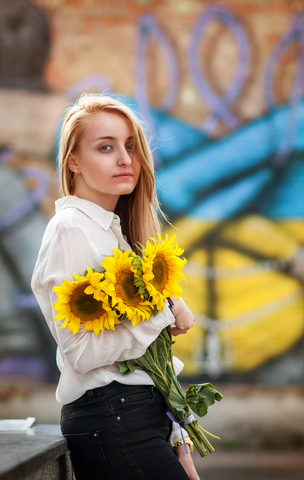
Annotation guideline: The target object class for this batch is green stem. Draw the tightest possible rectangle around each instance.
[167,357,219,457]
[184,423,210,456]
[168,363,189,401]
[199,425,221,441]
[169,346,175,376]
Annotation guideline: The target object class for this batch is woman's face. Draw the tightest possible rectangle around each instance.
[69,111,141,211]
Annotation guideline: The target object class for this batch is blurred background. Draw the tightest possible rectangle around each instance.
[1,0,304,477]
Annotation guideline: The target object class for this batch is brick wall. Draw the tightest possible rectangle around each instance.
[32,0,301,130]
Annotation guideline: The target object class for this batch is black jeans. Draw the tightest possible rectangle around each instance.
[61,381,189,480]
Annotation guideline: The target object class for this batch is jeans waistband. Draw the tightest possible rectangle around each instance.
[71,381,154,406]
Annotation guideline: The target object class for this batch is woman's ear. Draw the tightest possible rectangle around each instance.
[68,153,79,174]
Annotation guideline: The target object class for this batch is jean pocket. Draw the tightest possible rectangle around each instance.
[61,405,99,422]
[63,430,103,442]
[107,387,154,417]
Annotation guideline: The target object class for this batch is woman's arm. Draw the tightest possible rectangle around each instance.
[174,445,201,480]
[170,296,195,336]
[33,220,175,375]
[50,285,174,375]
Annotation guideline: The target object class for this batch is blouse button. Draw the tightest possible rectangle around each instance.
[121,398,125,402]
[117,416,121,421]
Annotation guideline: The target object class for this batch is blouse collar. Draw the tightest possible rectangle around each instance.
[55,196,119,231]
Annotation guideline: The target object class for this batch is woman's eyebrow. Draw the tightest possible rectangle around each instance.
[93,136,133,142]
[94,136,116,141]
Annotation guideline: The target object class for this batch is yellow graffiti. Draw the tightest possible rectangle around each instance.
[167,216,304,375]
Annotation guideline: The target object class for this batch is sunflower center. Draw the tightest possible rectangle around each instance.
[116,270,140,306]
[151,254,169,292]
[69,282,105,323]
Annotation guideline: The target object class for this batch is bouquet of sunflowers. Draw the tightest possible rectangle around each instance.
[53,234,222,457]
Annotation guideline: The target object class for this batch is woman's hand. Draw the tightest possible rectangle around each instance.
[175,445,201,480]
[170,297,195,336]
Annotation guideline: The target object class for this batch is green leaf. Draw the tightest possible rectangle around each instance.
[117,243,125,253]
[151,305,159,317]
[118,359,138,375]
[119,326,223,457]
[185,383,223,417]
[92,268,104,274]
[118,326,173,397]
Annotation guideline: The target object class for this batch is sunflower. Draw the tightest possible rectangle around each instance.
[139,233,187,310]
[100,248,154,327]
[53,268,121,336]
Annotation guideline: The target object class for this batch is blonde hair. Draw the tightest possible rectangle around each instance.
[58,93,166,252]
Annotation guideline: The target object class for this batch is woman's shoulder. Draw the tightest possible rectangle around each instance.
[40,208,90,250]
[49,201,98,230]
[42,205,113,252]
[44,208,76,234]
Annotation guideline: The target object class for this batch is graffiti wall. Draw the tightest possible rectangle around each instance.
[0,0,303,383]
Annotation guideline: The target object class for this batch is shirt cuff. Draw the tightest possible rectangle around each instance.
[169,421,188,446]
[172,355,184,375]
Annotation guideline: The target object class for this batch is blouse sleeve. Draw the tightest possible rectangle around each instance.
[32,220,175,375]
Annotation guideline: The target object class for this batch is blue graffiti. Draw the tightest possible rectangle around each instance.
[155,103,304,219]
[190,169,273,220]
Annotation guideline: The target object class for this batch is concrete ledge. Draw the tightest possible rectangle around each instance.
[0,425,74,480]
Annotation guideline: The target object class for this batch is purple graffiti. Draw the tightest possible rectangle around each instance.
[14,291,39,309]
[189,4,250,133]
[264,14,304,166]
[136,14,179,166]
[0,148,14,166]
[0,356,48,378]
[67,74,112,99]
[136,14,179,113]
[0,166,49,232]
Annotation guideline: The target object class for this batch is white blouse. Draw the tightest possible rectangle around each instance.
[31,196,184,408]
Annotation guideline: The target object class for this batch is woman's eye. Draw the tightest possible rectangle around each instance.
[100,145,111,151]
[127,144,134,151]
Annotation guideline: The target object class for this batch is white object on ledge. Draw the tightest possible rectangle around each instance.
[0,417,36,431]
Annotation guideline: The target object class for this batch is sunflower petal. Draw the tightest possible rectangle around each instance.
[84,285,95,295]
[59,318,69,329]
[54,312,66,322]
[93,319,101,336]
[70,319,80,335]
[84,321,93,331]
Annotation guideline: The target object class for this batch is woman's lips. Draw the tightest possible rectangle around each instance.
[114,173,133,178]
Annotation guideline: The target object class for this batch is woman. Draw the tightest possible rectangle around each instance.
[31,94,200,480]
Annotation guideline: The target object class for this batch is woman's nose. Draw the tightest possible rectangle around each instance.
[118,148,132,166]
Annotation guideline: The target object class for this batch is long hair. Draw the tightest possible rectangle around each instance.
[57,93,166,252]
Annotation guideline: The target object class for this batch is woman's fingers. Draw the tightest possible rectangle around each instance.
[171,297,195,336]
